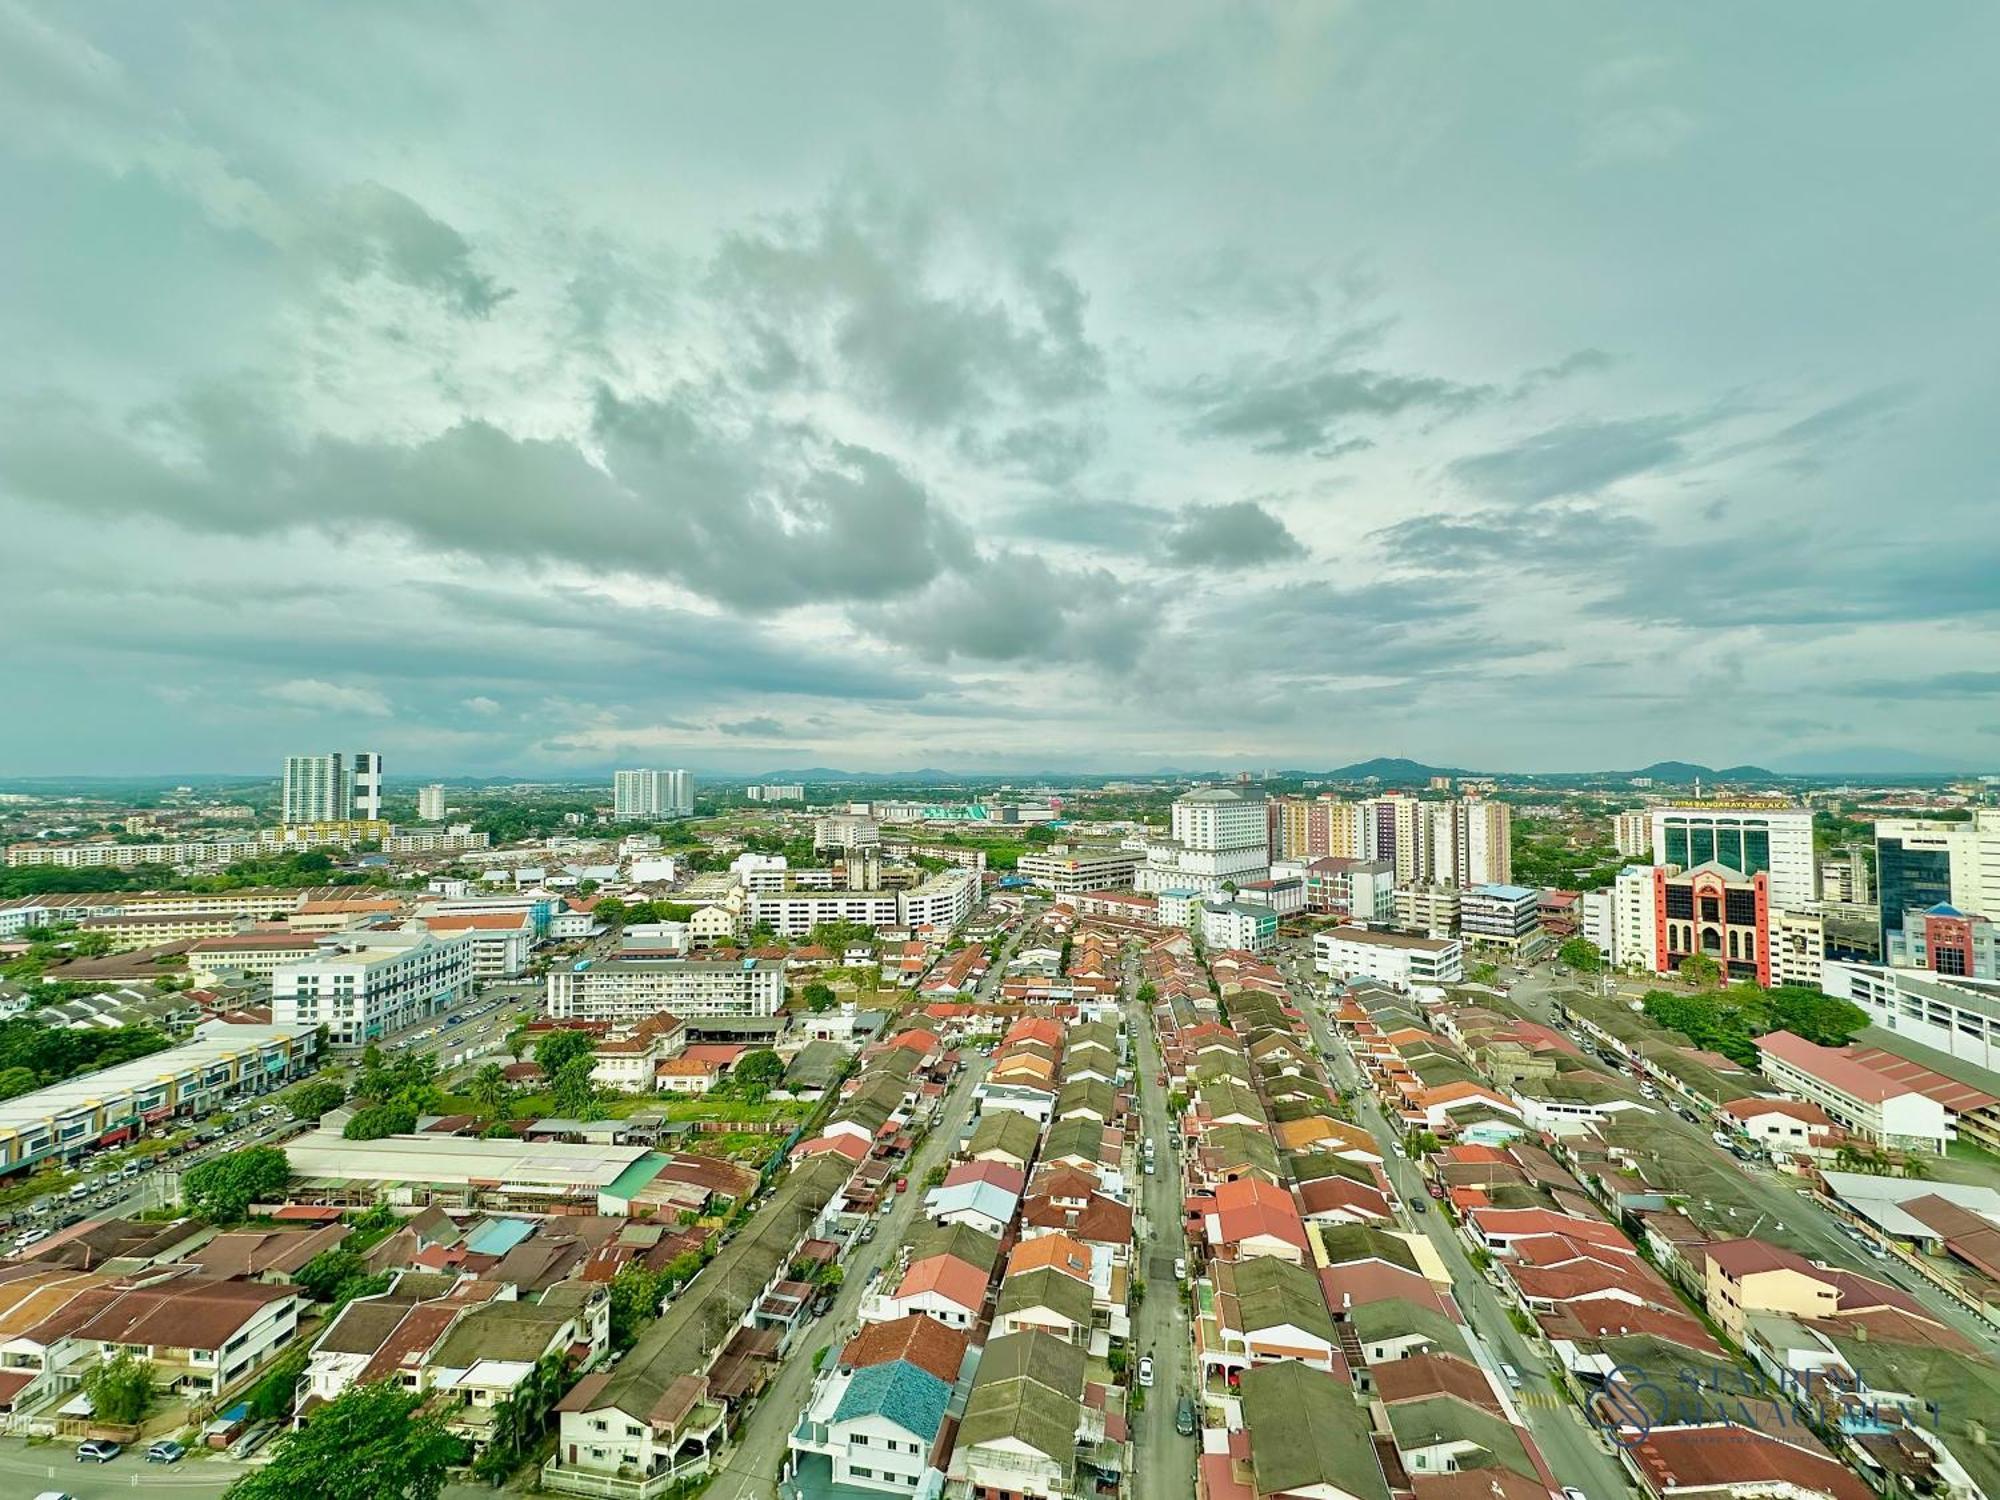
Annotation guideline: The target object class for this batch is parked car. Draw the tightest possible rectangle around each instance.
[75,1439,123,1463]
[32,1490,79,1500]
[146,1440,186,1464]
[1175,1395,1196,1437]
[1136,1356,1154,1387]
[228,1424,276,1460]
[1500,1363,1523,1390]
[1173,1257,1187,1280]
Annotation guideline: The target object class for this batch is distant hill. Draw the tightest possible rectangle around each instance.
[1627,760,1784,783]
[1323,757,1474,782]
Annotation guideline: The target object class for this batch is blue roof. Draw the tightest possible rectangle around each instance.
[831,1360,953,1440]
[1925,903,1967,917]
[464,1216,538,1256]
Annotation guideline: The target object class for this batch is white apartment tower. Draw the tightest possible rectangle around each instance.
[1425,798,1513,887]
[1650,804,1815,909]
[1612,810,1653,859]
[282,751,382,824]
[417,784,447,821]
[613,769,696,820]
[1137,787,1270,897]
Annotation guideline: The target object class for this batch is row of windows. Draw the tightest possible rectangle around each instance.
[1662,822,1773,877]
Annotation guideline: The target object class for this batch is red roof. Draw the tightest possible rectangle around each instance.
[1208,1178,1309,1257]
[1468,1207,1631,1248]
[839,1313,969,1385]
[1628,1426,1872,1500]
[1372,1353,1503,1411]
[1755,1032,1903,1104]
[423,912,531,931]
[941,1160,1026,1195]
[894,1254,989,1312]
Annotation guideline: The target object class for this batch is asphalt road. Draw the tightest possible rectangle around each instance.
[1125,973,1197,1500]
[1276,947,1637,1500]
[0,1441,503,1500]
[708,1053,990,1500]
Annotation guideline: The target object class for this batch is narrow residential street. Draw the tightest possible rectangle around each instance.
[1125,972,1197,1500]
[705,1052,990,1500]
[1277,945,1637,1500]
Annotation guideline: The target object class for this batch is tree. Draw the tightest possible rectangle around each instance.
[551,1055,597,1118]
[1678,953,1721,989]
[533,1028,596,1076]
[577,878,600,896]
[183,1146,290,1224]
[591,896,629,928]
[733,1048,784,1102]
[245,1343,309,1423]
[1557,938,1603,974]
[802,981,837,1014]
[471,1352,573,1481]
[608,1262,668,1349]
[286,1079,347,1123]
[0,1066,37,1101]
[224,1381,463,1500]
[343,1103,418,1141]
[296,1246,366,1303]
[1467,961,1500,986]
[469,1062,512,1118]
[83,1351,154,1424]
[1135,980,1157,1004]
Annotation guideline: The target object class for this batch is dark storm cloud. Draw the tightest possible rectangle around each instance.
[0,385,970,614]
[1172,350,1490,455]
[1160,500,1304,569]
[710,189,1105,429]
[860,551,1147,671]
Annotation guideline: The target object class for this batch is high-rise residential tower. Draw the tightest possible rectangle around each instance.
[613,769,696,819]
[417,784,447,821]
[282,751,383,825]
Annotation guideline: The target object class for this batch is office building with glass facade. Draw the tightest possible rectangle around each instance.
[1649,804,1813,909]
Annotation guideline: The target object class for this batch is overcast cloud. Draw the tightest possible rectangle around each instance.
[2,2,1997,775]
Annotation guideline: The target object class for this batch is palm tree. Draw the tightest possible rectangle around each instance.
[470,1063,511,1119]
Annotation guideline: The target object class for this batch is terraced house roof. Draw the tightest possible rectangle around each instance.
[1239,1360,1387,1500]
[1221,1255,1334,1344]
[832,1359,953,1441]
[956,1330,1085,1470]
[996,1265,1093,1330]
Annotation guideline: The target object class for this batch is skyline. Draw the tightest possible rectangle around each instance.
[5,4,1999,776]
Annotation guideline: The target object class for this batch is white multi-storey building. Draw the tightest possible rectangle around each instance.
[748,870,977,938]
[273,930,475,1047]
[545,957,786,1022]
[1650,803,1814,910]
[1612,810,1653,859]
[1136,788,1268,897]
[1425,799,1513,887]
[1313,926,1464,991]
[283,754,348,823]
[1016,846,1141,894]
[1824,961,2000,1077]
[613,769,695,819]
[418,783,447,821]
[1610,865,1662,972]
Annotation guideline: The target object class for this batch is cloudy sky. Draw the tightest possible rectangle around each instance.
[4,3,1996,778]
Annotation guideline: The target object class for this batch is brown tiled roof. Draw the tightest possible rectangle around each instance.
[838,1313,969,1386]
[72,1278,298,1353]
[1371,1354,1501,1412]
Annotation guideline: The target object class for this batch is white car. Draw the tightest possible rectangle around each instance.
[1173,1257,1187,1280]
[1136,1356,1154,1387]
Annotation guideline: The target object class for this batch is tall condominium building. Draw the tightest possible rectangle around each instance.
[417,783,447,821]
[612,769,696,819]
[1818,845,1873,905]
[1137,787,1269,896]
[1358,794,1430,884]
[1426,798,1512,887]
[545,956,785,1021]
[1268,796,1363,861]
[1876,811,2000,965]
[1649,803,1814,910]
[1612,810,1653,858]
[281,752,383,824]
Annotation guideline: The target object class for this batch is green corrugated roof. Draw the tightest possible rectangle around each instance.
[1385,1396,1535,1476]
[1240,1361,1387,1500]
[600,1152,670,1204]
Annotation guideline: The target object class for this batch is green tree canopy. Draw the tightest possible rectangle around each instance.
[296,1246,366,1303]
[285,1079,347,1123]
[83,1350,154,1424]
[183,1146,290,1224]
[802,981,836,1013]
[1556,937,1603,972]
[533,1028,596,1076]
[550,1055,597,1118]
[224,1381,463,1500]
[342,1103,418,1141]
[608,1261,668,1349]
